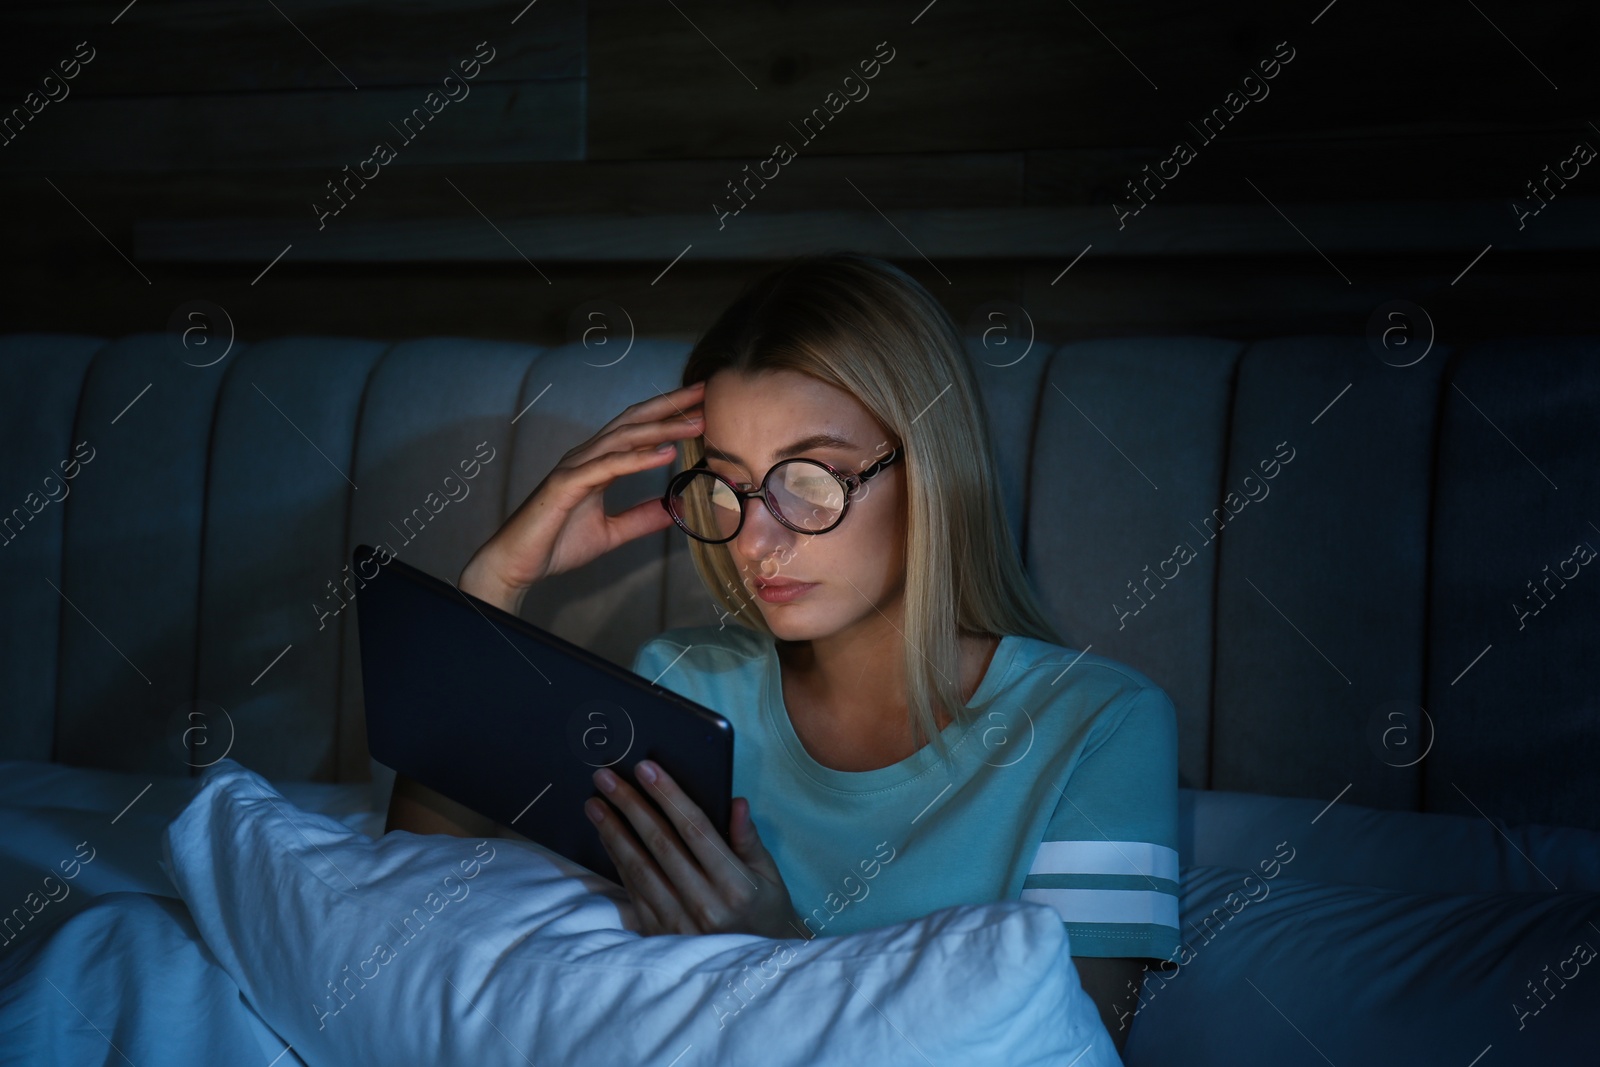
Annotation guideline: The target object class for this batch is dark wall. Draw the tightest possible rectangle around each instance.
[0,0,1595,345]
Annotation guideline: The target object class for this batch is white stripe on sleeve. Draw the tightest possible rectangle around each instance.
[1020,887,1180,927]
[1026,840,1180,881]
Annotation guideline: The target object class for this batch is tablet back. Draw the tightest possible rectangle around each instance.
[353,544,733,884]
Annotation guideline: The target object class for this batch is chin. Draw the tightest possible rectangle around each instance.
[758,601,829,640]
[759,604,812,630]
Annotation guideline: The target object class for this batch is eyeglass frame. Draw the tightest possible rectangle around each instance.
[658,445,905,544]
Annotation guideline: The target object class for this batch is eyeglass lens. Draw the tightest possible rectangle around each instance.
[670,460,847,540]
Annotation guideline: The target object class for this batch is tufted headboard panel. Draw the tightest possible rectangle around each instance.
[2,332,1595,829]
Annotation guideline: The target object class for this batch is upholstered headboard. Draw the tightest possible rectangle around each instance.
[3,332,1595,831]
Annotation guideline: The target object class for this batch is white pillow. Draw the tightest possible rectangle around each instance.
[162,760,1117,1067]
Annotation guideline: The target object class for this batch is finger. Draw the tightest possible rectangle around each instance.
[591,821,652,928]
[614,408,704,463]
[629,762,753,898]
[545,437,694,513]
[593,788,706,936]
[596,770,720,918]
[610,858,663,937]
[593,381,707,439]
[610,405,705,452]
[590,797,674,933]
[725,798,783,883]
[604,494,683,545]
[559,410,703,484]
[609,845,664,935]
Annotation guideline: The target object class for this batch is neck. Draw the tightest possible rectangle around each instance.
[777,603,906,717]
[777,611,998,737]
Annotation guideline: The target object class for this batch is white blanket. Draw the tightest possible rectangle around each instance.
[1,759,1117,1066]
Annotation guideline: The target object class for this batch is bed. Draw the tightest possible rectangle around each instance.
[2,330,1597,1063]
[2,757,1596,1064]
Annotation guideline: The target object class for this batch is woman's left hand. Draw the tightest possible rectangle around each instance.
[586,760,807,940]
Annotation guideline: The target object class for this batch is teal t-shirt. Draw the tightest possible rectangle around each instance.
[630,624,1181,959]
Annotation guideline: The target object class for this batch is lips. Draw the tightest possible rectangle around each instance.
[754,577,816,604]
[754,577,811,589]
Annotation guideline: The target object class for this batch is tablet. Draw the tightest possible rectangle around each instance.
[353,543,734,885]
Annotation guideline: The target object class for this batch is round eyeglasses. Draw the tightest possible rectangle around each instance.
[659,447,904,544]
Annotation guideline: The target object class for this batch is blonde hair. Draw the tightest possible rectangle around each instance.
[678,251,1065,763]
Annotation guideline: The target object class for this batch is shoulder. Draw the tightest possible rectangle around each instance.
[987,635,1177,760]
[630,623,772,681]
[999,636,1173,715]
[631,624,773,724]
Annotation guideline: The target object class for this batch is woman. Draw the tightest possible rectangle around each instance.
[387,251,1179,1051]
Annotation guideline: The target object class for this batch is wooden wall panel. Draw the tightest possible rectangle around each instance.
[0,0,1594,347]
[0,0,585,171]
[588,0,1596,161]
[0,0,583,92]
[0,83,583,173]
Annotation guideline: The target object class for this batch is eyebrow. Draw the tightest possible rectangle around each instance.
[701,432,860,467]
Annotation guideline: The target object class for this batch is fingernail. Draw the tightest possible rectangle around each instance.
[596,769,617,794]
[636,761,658,784]
[585,799,605,823]
[656,442,675,453]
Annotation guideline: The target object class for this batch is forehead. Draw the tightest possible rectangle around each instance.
[700,369,887,467]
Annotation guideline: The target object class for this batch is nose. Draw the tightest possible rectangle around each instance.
[731,493,798,570]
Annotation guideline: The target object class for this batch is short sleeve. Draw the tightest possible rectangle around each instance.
[624,639,675,687]
[629,631,698,698]
[1019,685,1181,961]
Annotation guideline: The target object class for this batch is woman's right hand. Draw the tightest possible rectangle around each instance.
[459,380,706,613]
